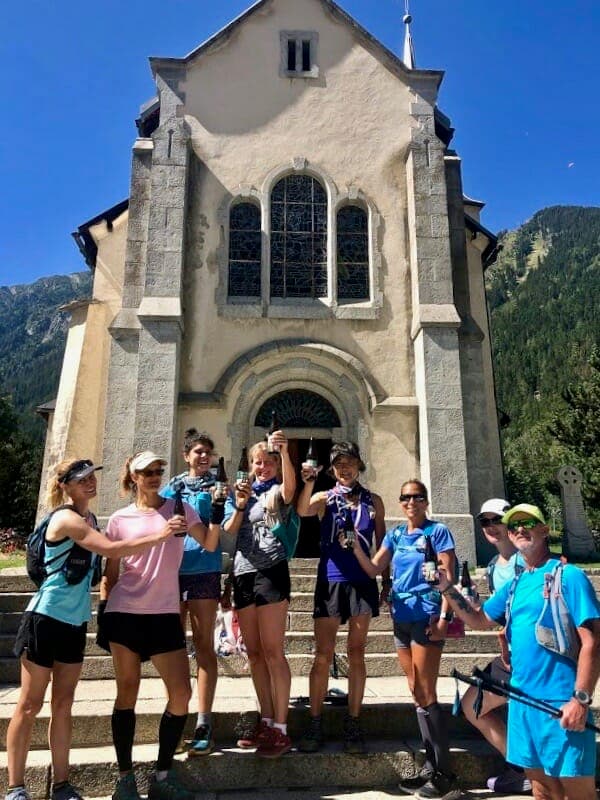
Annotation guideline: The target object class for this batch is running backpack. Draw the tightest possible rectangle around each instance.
[27,505,102,589]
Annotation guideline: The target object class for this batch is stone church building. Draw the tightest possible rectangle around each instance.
[41,0,503,562]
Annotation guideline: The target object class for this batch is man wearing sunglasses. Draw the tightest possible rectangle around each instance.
[435,503,600,800]
[461,500,531,795]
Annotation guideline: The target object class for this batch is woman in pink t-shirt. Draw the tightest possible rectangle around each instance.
[100,451,222,800]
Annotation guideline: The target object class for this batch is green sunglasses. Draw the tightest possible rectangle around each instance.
[507,518,540,532]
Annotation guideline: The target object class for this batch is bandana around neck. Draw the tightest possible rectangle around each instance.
[252,476,279,495]
[174,472,215,492]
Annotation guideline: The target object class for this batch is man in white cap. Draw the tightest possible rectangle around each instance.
[461,499,531,795]
[437,503,600,800]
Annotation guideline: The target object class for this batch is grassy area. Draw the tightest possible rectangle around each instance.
[0,551,26,570]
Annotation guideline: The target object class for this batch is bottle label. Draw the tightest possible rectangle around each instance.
[267,434,280,453]
[306,458,318,469]
[423,560,437,583]
[236,470,249,483]
[215,481,228,501]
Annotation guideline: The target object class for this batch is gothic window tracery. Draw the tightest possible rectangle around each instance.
[228,202,261,297]
[337,204,369,301]
[255,390,341,428]
[270,175,328,299]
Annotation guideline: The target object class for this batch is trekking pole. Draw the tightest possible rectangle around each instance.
[452,669,600,734]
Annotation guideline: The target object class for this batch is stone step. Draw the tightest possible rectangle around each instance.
[0,628,503,658]
[0,740,509,797]
[0,652,502,683]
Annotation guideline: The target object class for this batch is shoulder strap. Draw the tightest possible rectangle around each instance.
[486,553,500,594]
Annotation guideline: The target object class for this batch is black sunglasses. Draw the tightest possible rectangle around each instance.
[480,516,504,528]
[399,494,427,503]
[140,468,165,477]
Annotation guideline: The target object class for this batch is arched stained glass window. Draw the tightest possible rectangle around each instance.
[255,390,341,428]
[270,175,327,298]
[337,205,369,301]
[228,202,261,297]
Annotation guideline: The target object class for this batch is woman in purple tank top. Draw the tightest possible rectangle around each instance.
[296,442,386,754]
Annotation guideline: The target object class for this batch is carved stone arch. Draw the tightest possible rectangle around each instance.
[222,339,381,482]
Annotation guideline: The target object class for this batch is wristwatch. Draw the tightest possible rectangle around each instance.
[573,689,593,706]
[440,611,454,622]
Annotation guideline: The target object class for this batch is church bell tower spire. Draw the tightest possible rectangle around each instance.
[402,0,416,69]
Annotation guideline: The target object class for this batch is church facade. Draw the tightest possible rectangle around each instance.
[42,0,503,562]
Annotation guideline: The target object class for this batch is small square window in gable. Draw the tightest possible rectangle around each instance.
[280,31,319,79]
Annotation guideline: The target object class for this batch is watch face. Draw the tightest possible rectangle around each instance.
[574,690,592,705]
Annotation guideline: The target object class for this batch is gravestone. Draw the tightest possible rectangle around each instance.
[556,465,595,559]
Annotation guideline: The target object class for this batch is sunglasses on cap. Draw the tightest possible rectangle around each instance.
[480,516,504,528]
[399,493,427,503]
[507,518,540,532]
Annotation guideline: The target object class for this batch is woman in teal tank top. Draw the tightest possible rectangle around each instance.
[6,458,177,800]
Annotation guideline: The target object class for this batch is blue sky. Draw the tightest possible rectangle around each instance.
[1,0,599,286]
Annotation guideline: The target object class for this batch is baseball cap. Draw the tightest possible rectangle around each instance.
[329,441,365,471]
[58,459,102,484]
[502,503,547,526]
[129,451,167,474]
[478,498,510,519]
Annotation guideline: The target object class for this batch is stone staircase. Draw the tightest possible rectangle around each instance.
[0,560,598,797]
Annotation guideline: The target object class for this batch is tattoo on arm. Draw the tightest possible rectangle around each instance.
[444,586,480,617]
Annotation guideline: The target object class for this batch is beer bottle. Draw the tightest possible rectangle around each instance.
[305,438,318,470]
[460,560,474,598]
[343,507,356,550]
[236,447,249,484]
[423,535,438,583]
[214,457,228,503]
[267,410,280,454]
[173,483,187,537]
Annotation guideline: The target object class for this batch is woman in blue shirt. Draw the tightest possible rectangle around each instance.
[161,429,223,756]
[351,479,459,800]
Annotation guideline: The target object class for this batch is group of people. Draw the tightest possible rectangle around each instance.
[5,429,600,800]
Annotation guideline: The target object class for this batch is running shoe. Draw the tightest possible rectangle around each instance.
[343,714,366,755]
[298,716,324,753]
[487,767,532,794]
[187,723,214,756]
[236,719,271,748]
[398,766,434,794]
[112,773,142,800]
[256,727,292,758]
[147,773,196,800]
[51,783,84,800]
[416,770,462,800]
[5,788,32,800]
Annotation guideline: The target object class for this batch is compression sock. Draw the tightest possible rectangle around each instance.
[156,711,187,771]
[415,706,435,774]
[418,702,452,776]
[111,709,136,773]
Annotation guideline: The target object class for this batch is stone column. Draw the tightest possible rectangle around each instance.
[98,138,153,519]
[405,103,475,563]
[133,109,190,471]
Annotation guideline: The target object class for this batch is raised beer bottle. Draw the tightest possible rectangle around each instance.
[173,483,187,537]
[460,560,474,598]
[343,507,356,550]
[267,410,280,454]
[305,437,318,479]
[423,535,438,584]
[214,457,228,503]
[236,447,249,484]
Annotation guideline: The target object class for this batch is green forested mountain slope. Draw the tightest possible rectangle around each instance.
[487,206,600,527]
[0,272,92,438]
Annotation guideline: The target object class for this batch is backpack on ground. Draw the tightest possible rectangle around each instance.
[27,505,102,589]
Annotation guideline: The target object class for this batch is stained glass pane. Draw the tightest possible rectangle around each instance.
[337,205,369,301]
[269,175,328,298]
[229,202,261,297]
[255,390,341,428]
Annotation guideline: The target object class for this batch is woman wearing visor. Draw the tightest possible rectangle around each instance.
[100,451,222,800]
[6,458,175,800]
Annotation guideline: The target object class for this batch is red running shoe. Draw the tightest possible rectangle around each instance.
[256,727,292,758]
[236,719,271,749]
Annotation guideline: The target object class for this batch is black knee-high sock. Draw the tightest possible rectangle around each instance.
[416,703,451,776]
[156,711,187,772]
[112,709,136,773]
[416,706,435,774]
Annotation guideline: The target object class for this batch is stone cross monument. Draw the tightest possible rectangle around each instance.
[556,465,595,559]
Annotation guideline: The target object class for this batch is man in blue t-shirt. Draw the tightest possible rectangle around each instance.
[436,503,600,800]
[461,498,530,795]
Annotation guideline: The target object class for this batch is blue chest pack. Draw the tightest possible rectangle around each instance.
[27,505,102,589]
